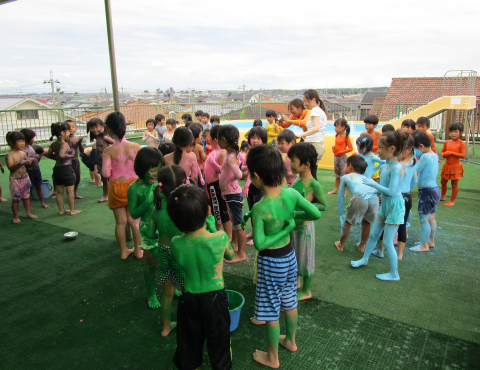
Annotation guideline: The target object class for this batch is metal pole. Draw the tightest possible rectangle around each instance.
[104,0,120,112]
[50,71,56,107]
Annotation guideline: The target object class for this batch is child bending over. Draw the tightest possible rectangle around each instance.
[277,129,297,186]
[167,184,234,370]
[243,145,322,368]
[288,142,327,301]
[329,118,353,195]
[5,131,37,223]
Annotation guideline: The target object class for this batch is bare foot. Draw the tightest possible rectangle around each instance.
[247,240,254,246]
[97,196,108,203]
[75,195,83,199]
[253,350,279,369]
[440,196,447,201]
[250,317,266,325]
[246,232,253,238]
[97,182,103,187]
[70,210,82,215]
[334,241,344,252]
[327,189,338,195]
[41,203,50,209]
[279,335,297,352]
[297,281,301,289]
[357,242,365,253]
[225,253,247,263]
[409,244,429,252]
[161,322,177,337]
[148,295,161,309]
[398,255,403,260]
[90,179,95,183]
[13,218,21,224]
[59,209,70,215]
[134,249,144,259]
[429,242,435,248]
[0,197,7,202]
[297,291,312,301]
[121,248,134,259]
[30,207,35,212]
[26,213,38,219]
[444,201,455,206]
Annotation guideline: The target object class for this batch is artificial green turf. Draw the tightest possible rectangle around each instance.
[1,144,480,369]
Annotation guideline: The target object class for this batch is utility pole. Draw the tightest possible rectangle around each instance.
[104,88,108,101]
[122,86,124,102]
[43,70,60,106]
[156,88,160,114]
[170,87,173,104]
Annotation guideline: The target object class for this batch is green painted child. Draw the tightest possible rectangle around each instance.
[127,147,164,309]
[287,142,327,301]
[166,184,234,370]
[242,145,322,369]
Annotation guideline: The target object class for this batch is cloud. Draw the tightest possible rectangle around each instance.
[11,56,24,60]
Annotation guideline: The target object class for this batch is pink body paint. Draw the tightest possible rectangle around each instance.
[219,152,242,195]
[204,145,224,184]
[285,155,296,186]
[103,137,138,180]
[165,151,205,185]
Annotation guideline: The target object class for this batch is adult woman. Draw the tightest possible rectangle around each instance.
[279,98,311,132]
[103,112,143,259]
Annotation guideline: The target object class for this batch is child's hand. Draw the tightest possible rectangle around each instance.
[362,178,376,187]
[205,215,217,233]
[340,215,346,225]
[442,151,451,157]
[241,211,251,230]
[363,192,375,200]
[285,219,295,234]
[242,184,249,198]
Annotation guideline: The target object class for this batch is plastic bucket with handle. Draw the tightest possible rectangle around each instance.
[226,289,245,332]
[32,179,52,200]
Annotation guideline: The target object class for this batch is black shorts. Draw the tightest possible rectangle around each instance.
[27,169,43,187]
[174,289,232,370]
[52,165,76,187]
[247,183,264,210]
[207,181,230,224]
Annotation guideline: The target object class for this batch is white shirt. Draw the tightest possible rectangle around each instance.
[304,106,326,143]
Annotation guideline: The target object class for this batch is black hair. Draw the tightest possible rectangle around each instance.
[184,121,193,128]
[158,142,174,156]
[49,122,70,141]
[202,130,210,137]
[416,116,430,128]
[166,118,176,128]
[411,130,432,148]
[253,119,263,127]
[195,110,203,117]
[189,122,203,140]
[32,144,44,155]
[277,129,296,144]
[155,114,165,123]
[402,119,416,131]
[172,126,194,164]
[248,126,268,145]
[6,131,25,147]
[382,124,395,133]
[404,134,417,165]
[134,147,164,180]
[65,119,75,128]
[218,124,240,154]
[210,125,220,140]
[364,114,379,125]
[247,145,286,186]
[240,140,250,151]
[181,113,192,121]
[266,109,276,117]
[304,89,327,114]
[379,129,410,156]
[334,118,350,139]
[20,128,36,144]
[449,122,464,132]
[346,155,367,175]
[288,98,304,111]
[356,134,373,154]
[105,112,126,140]
[146,118,157,128]
[201,112,210,119]
[87,118,105,141]
[167,184,209,233]
[287,142,318,180]
[210,115,220,124]
[154,165,187,210]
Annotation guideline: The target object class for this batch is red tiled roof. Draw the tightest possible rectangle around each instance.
[253,102,289,115]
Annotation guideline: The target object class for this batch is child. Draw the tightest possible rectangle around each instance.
[361,114,382,182]
[190,123,206,188]
[277,129,297,186]
[218,124,246,263]
[416,117,438,154]
[355,134,386,179]
[210,114,220,127]
[87,118,114,203]
[201,112,211,131]
[5,131,37,223]
[244,119,263,141]
[410,131,441,252]
[243,144,322,368]
[127,147,164,309]
[158,142,174,157]
[66,120,84,199]
[142,119,160,148]
[155,114,166,142]
[335,155,379,253]
[163,118,176,143]
[195,110,203,123]
[265,109,282,149]
[288,142,327,301]
[401,119,416,134]
[329,118,353,194]
[146,165,188,337]
[0,160,6,203]
[204,125,232,238]
[45,122,82,216]
[81,134,101,186]
[203,130,213,156]
[180,113,191,125]
[381,124,395,133]
[20,128,49,209]
[167,184,234,369]
[440,122,466,206]
[351,129,409,281]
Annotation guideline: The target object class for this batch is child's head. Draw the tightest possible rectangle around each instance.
[364,114,379,131]
[201,112,210,123]
[209,125,221,147]
[218,124,240,154]
[334,118,350,138]
[172,126,194,164]
[167,184,209,233]
[195,110,203,122]
[65,120,77,135]
[166,118,176,130]
[401,119,416,134]
[134,147,164,183]
[20,128,36,145]
[277,129,296,154]
[105,112,126,139]
[356,134,373,154]
[87,118,104,137]
[158,142,175,156]
[180,113,191,124]
[381,124,395,134]
[253,119,263,127]
[416,117,430,132]
[50,121,71,141]
[345,155,367,175]
[411,130,432,148]
[6,131,25,149]
[189,122,203,144]
[155,164,187,210]
[146,118,157,130]
[399,134,415,162]
[449,122,464,140]
[287,142,318,180]
[184,121,193,128]
[246,145,286,187]
[202,130,211,143]
[32,144,44,155]
[155,114,166,125]
[248,126,267,146]
[265,109,277,123]
[378,129,409,159]
[240,140,250,153]
[210,115,220,125]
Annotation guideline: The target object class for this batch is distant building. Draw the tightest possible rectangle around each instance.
[226,93,260,103]
[359,91,388,119]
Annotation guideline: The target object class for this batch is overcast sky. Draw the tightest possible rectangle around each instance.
[1,0,479,95]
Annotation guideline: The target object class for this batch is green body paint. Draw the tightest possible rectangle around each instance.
[290,177,327,227]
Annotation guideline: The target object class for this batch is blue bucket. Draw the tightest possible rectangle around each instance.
[32,179,52,200]
[226,289,245,332]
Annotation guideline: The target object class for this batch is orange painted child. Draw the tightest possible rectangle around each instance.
[328,118,353,195]
[401,119,416,134]
[361,114,382,181]
[416,117,438,154]
[440,122,466,206]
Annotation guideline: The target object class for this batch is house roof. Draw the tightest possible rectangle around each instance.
[226,93,256,102]
[361,91,388,104]
[0,97,25,110]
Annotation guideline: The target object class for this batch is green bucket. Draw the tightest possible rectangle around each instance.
[226,289,245,332]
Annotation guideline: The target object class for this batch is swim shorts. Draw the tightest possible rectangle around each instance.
[291,222,315,277]
[418,186,441,215]
[377,195,405,225]
[107,178,136,209]
[9,176,31,201]
[52,165,76,187]
[345,195,379,225]
[26,169,43,187]
[334,154,347,178]
[158,244,185,285]
[223,193,243,227]
[207,180,230,224]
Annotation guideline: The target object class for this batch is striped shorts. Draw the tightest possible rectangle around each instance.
[254,244,298,322]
